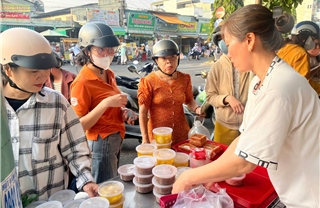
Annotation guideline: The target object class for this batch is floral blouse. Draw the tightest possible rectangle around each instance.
[138,71,194,145]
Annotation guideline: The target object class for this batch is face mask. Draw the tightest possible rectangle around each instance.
[91,54,113,70]
[218,40,228,54]
[303,36,316,51]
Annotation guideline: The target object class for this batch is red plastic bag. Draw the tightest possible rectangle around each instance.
[172,184,233,208]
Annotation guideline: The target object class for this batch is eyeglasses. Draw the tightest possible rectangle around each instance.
[158,55,178,61]
[91,46,118,55]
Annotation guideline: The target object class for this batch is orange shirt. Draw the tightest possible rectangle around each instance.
[70,65,125,140]
[138,72,193,145]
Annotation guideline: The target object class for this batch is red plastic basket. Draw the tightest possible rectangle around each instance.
[166,141,278,208]
[159,194,178,208]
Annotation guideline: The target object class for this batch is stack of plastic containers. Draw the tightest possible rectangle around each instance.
[152,127,173,149]
[132,156,157,194]
[152,164,177,203]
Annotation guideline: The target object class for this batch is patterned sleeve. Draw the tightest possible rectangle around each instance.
[138,77,152,109]
[184,73,194,104]
[60,102,95,189]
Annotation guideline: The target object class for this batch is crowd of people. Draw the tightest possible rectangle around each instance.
[1,4,320,207]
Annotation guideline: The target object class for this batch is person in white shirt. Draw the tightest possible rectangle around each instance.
[173,5,320,208]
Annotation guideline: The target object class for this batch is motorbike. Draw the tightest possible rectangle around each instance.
[116,61,155,142]
[113,50,121,65]
[194,70,216,140]
[188,49,201,61]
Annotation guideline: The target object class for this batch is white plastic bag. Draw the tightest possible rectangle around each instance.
[172,184,234,208]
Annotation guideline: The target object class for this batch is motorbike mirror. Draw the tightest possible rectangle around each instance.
[127,65,139,74]
[133,60,139,65]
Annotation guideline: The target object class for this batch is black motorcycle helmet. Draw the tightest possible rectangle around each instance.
[212,25,222,47]
[78,22,120,49]
[53,51,63,68]
[152,39,180,76]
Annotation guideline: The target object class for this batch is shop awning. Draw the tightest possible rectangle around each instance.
[54,28,72,36]
[153,13,189,26]
[110,26,126,36]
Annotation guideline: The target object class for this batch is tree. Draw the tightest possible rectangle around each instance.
[262,0,303,16]
[209,0,303,40]
[209,0,244,40]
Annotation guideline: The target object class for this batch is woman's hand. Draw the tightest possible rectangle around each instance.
[225,96,244,115]
[121,108,138,124]
[172,169,194,194]
[83,182,99,197]
[103,94,128,108]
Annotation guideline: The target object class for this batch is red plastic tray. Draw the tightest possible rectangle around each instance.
[166,141,277,208]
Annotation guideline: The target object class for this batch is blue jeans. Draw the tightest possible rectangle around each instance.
[87,133,123,184]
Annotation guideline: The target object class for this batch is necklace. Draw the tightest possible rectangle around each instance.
[253,56,281,95]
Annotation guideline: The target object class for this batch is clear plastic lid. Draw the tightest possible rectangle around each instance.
[153,149,176,160]
[98,181,124,198]
[63,199,86,208]
[136,143,157,153]
[132,177,153,187]
[175,167,192,179]
[48,189,76,205]
[152,127,173,135]
[152,164,177,179]
[25,201,47,208]
[117,164,135,176]
[133,156,157,168]
[152,176,173,188]
[36,201,63,208]
[132,168,153,178]
[79,197,110,208]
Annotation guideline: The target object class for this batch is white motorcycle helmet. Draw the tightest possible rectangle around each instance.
[291,21,320,50]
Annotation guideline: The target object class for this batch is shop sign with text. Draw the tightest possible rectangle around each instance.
[87,9,120,26]
[178,22,197,33]
[200,23,210,34]
[127,12,155,31]
[0,4,30,19]
[155,18,178,32]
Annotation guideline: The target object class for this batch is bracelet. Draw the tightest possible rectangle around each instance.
[194,106,201,112]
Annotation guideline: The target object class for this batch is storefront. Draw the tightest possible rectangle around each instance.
[126,11,155,46]
[177,22,199,55]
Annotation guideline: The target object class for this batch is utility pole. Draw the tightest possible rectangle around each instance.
[119,0,126,27]
[255,0,262,4]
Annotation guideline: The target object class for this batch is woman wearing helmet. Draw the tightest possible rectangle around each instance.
[70,22,137,184]
[138,39,202,145]
[277,20,320,79]
[0,28,98,201]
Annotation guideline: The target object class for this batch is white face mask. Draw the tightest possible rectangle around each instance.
[91,54,113,70]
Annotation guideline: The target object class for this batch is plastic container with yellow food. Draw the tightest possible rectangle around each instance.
[135,143,157,156]
[153,148,176,165]
[98,181,124,204]
[173,152,190,167]
[152,127,172,144]
[152,140,172,149]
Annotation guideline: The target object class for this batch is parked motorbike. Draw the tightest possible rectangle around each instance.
[116,61,155,142]
[188,49,201,61]
[194,70,216,140]
[113,50,121,65]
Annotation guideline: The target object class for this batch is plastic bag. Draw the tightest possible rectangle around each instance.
[172,184,234,208]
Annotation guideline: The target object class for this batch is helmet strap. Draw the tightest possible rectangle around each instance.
[90,60,104,74]
[158,68,176,77]
[1,69,33,94]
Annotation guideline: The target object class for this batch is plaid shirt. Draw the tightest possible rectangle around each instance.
[5,87,94,200]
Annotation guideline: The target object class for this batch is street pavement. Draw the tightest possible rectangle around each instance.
[62,56,214,165]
